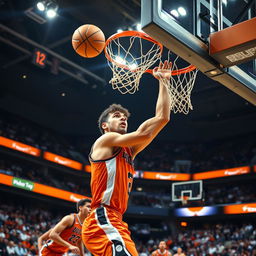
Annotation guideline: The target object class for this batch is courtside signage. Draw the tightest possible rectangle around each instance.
[224,203,256,214]
[0,173,90,202]
[174,206,218,217]
[44,152,83,170]
[142,171,190,181]
[12,177,34,191]
[0,136,41,156]
[193,166,250,180]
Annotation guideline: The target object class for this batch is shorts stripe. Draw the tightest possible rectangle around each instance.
[95,207,132,256]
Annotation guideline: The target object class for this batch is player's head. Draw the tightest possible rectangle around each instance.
[159,241,166,250]
[177,247,182,253]
[98,104,130,135]
[77,199,91,216]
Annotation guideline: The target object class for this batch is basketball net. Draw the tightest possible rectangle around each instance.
[181,196,189,206]
[105,32,198,114]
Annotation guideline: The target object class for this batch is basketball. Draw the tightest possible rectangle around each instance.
[72,24,105,58]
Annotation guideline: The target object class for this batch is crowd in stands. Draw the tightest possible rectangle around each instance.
[0,201,255,256]
[0,158,89,195]
[135,223,256,255]
[1,109,256,174]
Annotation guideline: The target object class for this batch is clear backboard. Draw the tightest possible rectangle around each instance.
[141,0,256,105]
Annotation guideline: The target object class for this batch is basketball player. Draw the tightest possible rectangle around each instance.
[38,199,91,256]
[173,247,185,256]
[151,241,172,256]
[82,61,172,256]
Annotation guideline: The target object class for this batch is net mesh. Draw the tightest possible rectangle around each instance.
[105,34,198,114]
[106,36,162,94]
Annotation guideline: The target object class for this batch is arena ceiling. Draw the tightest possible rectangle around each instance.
[0,0,255,142]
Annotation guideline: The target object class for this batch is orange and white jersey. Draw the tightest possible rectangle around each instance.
[89,147,135,214]
[152,249,172,256]
[43,214,82,254]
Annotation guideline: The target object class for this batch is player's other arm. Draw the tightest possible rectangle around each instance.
[38,229,52,252]
[49,215,80,255]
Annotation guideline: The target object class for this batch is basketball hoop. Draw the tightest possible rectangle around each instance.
[181,196,189,206]
[104,31,198,114]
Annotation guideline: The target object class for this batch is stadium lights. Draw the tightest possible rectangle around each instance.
[177,7,187,16]
[136,23,142,31]
[117,28,123,33]
[115,56,126,65]
[36,1,46,11]
[36,0,58,19]
[170,9,179,18]
[46,1,58,18]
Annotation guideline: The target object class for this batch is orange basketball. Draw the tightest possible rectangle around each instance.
[72,24,105,58]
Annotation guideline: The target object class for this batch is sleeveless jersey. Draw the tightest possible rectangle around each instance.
[152,249,172,256]
[45,214,82,254]
[89,147,135,214]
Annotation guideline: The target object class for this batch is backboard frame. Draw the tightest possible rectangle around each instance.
[141,0,256,105]
[172,180,203,202]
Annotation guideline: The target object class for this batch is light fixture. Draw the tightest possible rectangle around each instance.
[117,28,123,33]
[177,7,187,16]
[170,9,179,18]
[223,0,227,6]
[46,1,58,19]
[115,56,126,65]
[210,70,218,75]
[136,23,142,31]
[36,1,46,11]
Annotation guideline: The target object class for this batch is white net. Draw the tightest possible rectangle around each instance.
[105,35,162,94]
[162,53,198,114]
[105,33,198,114]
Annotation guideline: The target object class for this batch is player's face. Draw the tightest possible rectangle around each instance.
[159,241,166,250]
[177,248,182,253]
[104,111,128,134]
[80,202,91,216]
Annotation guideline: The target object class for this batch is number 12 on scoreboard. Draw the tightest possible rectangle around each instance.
[32,49,47,68]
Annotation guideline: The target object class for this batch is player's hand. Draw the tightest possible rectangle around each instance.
[153,60,172,80]
[68,245,80,255]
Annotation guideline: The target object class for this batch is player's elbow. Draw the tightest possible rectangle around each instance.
[158,116,170,125]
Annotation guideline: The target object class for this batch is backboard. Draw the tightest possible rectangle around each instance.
[172,180,203,202]
[141,0,256,105]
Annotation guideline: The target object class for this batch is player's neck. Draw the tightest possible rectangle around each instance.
[77,212,86,223]
[159,249,166,253]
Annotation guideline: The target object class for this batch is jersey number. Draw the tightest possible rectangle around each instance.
[128,172,133,195]
[68,234,80,244]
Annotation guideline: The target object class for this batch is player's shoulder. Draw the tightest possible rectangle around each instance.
[60,213,75,224]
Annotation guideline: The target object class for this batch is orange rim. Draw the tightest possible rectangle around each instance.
[104,30,197,76]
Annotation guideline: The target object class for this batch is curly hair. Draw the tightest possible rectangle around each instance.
[98,104,130,134]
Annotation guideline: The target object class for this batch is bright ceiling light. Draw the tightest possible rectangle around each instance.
[117,28,123,33]
[46,1,58,19]
[115,56,126,65]
[178,7,187,16]
[136,23,142,31]
[170,9,179,18]
[36,1,45,11]
[222,0,227,5]
[46,9,57,18]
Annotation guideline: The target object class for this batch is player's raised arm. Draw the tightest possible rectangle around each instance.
[49,215,80,255]
[131,60,172,157]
